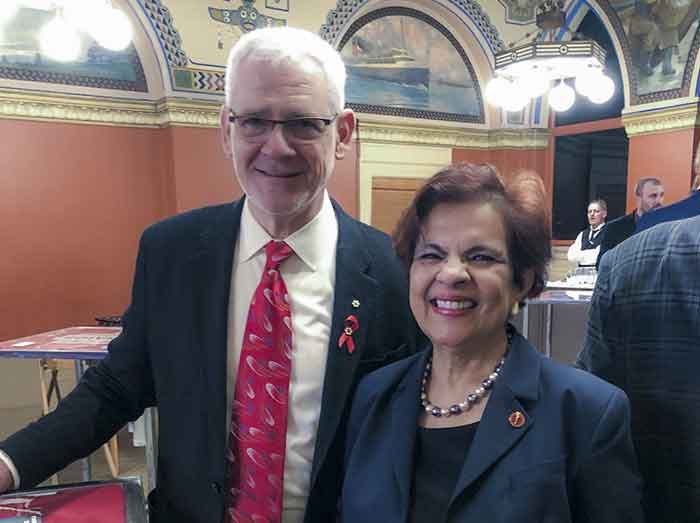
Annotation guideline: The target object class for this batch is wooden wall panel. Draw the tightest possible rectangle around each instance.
[371,177,425,235]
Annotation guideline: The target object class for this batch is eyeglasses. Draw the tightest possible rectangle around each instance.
[228,111,338,143]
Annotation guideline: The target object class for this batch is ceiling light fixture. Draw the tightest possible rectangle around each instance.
[2,0,133,63]
[486,0,615,113]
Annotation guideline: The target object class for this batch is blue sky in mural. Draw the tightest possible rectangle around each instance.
[341,15,480,116]
[0,7,137,82]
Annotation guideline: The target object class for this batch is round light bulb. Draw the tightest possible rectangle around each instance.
[517,71,550,99]
[549,81,575,112]
[501,81,529,112]
[485,77,511,106]
[0,0,20,25]
[575,67,600,98]
[587,74,615,104]
[39,17,81,61]
[63,0,106,34]
[91,6,133,51]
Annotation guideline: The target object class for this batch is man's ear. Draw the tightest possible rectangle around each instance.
[335,109,356,160]
[220,106,232,159]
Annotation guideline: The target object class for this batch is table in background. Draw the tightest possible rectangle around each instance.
[521,288,593,362]
[0,327,156,491]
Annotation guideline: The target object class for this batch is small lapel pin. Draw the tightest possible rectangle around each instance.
[351,299,360,308]
[338,315,359,354]
[508,410,526,428]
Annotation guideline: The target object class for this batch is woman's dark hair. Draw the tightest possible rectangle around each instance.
[392,162,552,301]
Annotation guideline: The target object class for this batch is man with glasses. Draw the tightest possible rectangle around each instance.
[0,27,419,523]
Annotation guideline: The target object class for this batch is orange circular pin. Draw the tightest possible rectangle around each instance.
[508,411,526,428]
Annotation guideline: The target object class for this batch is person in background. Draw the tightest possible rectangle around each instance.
[636,150,700,233]
[567,199,608,267]
[577,214,700,522]
[0,27,420,523]
[596,177,664,267]
[339,163,644,523]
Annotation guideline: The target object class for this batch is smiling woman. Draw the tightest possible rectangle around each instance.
[339,163,645,522]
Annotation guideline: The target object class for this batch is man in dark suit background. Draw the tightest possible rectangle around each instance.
[0,27,418,523]
[596,176,664,267]
[636,152,700,233]
[577,214,700,522]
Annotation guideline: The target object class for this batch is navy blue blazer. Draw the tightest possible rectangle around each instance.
[340,332,644,523]
[0,198,419,523]
[635,191,700,233]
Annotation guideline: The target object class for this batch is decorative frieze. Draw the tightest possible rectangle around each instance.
[0,90,221,128]
[0,90,550,147]
[622,103,700,136]
[359,122,549,149]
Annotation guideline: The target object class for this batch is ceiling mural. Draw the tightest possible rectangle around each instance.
[156,0,292,95]
[209,0,286,40]
[606,0,700,102]
[322,0,505,54]
[2,0,700,114]
[140,0,188,67]
[338,7,484,122]
[0,5,147,92]
[265,0,289,12]
[497,0,540,24]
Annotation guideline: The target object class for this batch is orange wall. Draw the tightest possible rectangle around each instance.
[167,126,243,213]
[0,120,359,341]
[0,120,173,340]
[627,128,695,211]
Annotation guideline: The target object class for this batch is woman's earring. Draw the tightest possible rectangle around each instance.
[511,302,520,316]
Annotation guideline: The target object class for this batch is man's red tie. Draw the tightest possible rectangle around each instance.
[225,240,294,523]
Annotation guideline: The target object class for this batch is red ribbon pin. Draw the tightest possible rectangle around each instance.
[338,315,359,354]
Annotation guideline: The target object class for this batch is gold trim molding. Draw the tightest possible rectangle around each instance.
[0,90,550,148]
[623,104,700,136]
[156,99,220,127]
[359,122,549,149]
[0,90,221,128]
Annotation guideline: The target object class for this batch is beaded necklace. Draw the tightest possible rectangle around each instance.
[420,334,511,418]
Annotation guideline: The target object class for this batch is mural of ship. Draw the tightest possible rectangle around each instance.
[346,35,430,88]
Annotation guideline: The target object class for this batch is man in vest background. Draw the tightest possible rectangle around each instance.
[567,199,607,267]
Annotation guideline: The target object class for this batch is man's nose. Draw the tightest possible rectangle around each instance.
[260,124,295,155]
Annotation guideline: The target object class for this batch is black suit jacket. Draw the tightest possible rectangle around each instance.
[0,198,419,523]
[635,191,700,233]
[596,211,636,268]
[341,332,644,522]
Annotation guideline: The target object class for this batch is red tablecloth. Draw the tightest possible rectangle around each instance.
[0,483,126,522]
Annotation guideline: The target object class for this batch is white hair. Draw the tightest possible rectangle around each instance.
[224,27,346,114]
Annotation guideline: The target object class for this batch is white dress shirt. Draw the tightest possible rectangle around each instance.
[567,224,604,266]
[0,194,339,515]
[0,449,19,488]
[227,192,338,523]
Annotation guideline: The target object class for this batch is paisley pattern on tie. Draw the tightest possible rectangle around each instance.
[225,241,293,523]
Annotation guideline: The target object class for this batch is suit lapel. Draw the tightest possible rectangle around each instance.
[310,203,379,487]
[449,334,541,503]
[391,351,428,515]
[187,200,243,483]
